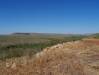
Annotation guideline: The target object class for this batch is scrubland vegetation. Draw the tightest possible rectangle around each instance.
[0,33,99,75]
[0,34,85,60]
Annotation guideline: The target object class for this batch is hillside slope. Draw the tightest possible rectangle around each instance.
[0,40,99,75]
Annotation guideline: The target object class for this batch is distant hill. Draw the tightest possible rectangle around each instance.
[12,33,31,35]
[86,33,99,38]
[11,32,83,37]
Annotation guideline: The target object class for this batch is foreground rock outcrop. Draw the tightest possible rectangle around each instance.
[0,40,99,75]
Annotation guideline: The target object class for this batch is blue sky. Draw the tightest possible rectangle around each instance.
[0,0,99,34]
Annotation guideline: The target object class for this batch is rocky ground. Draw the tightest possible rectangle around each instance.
[0,39,99,75]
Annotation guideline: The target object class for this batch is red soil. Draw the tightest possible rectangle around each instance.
[83,39,99,45]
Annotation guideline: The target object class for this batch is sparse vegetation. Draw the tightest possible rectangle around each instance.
[0,33,99,75]
[0,35,85,60]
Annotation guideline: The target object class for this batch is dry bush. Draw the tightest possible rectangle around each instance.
[0,39,99,75]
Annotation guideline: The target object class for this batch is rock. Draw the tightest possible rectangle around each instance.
[11,63,16,69]
[6,62,10,68]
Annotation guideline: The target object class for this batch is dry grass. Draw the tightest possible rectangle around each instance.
[0,39,99,75]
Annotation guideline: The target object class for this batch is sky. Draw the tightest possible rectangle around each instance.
[0,0,99,34]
